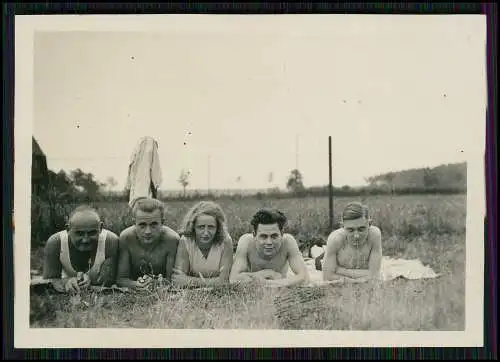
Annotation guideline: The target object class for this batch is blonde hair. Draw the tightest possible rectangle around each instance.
[342,201,370,222]
[178,201,228,245]
[132,198,166,220]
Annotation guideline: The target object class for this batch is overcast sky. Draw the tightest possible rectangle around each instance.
[32,15,486,191]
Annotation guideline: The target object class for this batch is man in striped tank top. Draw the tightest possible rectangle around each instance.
[42,205,119,293]
[229,208,309,287]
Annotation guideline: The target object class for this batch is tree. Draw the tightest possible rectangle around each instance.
[178,169,190,198]
[286,169,305,194]
[105,176,118,192]
[384,172,396,194]
[423,168,439,188]
[69,168,105,198]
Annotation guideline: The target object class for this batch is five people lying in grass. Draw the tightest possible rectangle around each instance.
[40,199,381,293]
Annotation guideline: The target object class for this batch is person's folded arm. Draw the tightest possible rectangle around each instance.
[115,235,141,289]
[229,234,256,283]
[42,234,63,281]
[322,233,349,281]
[367,226,383,280]
[216,236,234,283]
[91,233,119,287]
[266,235,309,287]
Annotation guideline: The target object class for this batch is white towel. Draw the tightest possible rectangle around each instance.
[126,137,163,207]
[294,256,441,286]
[310,245,326,259]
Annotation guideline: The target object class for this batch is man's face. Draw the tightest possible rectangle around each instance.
[135,209,162,245]
[254,223,283,257]
[343,217,370,247]
[68,212,102,252]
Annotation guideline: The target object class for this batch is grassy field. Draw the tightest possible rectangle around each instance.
[30,193,466,330]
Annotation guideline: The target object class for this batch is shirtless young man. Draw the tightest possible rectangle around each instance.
[116,198,180,291]
[322,201,383,283]
[42,205,119,293]
[229,208,309,287]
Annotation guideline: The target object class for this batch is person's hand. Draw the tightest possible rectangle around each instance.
[255,269,283,281]
[264,278,287,288]
[135,275,153,290]
[348,277,370,284]
[77,272,91,289]
[64,277,81,294]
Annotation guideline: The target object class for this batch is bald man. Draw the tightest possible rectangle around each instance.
[42,205,119,293]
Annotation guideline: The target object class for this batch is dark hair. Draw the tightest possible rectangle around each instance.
[250,208,287,234]
[342,201,370,222]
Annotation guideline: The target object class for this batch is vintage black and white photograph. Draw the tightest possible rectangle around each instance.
[15,14,486,348]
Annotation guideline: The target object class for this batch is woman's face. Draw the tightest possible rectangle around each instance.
[194,214,217,246]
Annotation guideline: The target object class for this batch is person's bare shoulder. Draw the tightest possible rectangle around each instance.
[118,226,136,248]
[44,231,62,255]
[119,226,136,239]
[368,225,382,246]
[326,228,345,251]
[369,225,382,236]
[104,229,119,256]
[104,229,119,242]
[235,233,252,252]
[162,225,180,248]
[223,232,234,248]
[162,225,180,239]
[283,233,300,251]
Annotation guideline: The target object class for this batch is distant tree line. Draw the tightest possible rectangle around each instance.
[33,162,466,206]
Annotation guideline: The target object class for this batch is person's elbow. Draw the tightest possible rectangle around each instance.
[323,267,340,281]
[171,272,191,286]
[115,276,130,287]
[229,271,244,284]
[298,270,309,284]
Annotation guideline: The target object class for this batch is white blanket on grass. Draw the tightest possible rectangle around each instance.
[295,256,441,286]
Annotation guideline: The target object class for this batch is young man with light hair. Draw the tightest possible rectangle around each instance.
[116,198,180,291]
[322,201,383,283]
[42,205,119,293]
[229,208,309,287]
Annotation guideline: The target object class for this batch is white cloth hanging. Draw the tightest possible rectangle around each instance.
[125,136,163,208]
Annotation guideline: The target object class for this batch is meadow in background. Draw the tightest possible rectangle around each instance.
[30,193,466,330]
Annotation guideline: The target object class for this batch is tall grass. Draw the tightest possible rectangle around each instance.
[30,194,466,330]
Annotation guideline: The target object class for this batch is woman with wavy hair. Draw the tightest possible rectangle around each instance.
[172,201,234,288]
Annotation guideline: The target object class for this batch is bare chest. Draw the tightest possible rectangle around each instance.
[129,242,172,275]
[248,245,288,274]
[336,242,372,269]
